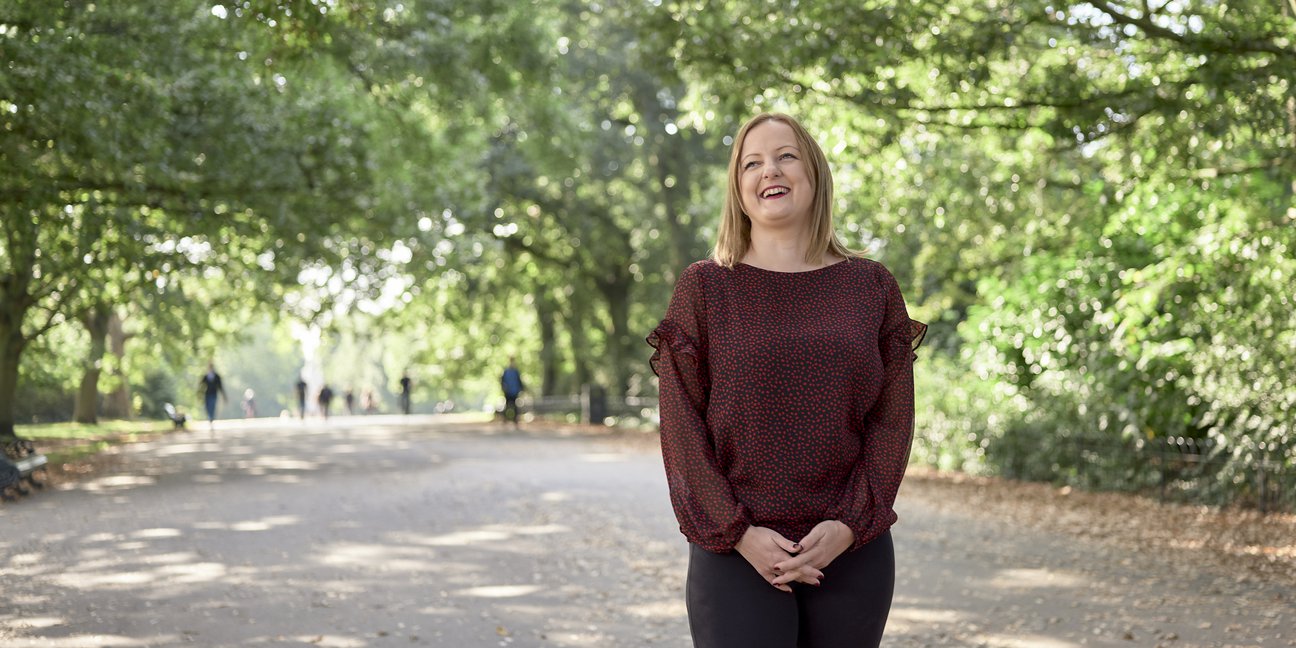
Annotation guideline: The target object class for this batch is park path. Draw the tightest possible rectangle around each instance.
[1,415,1291,647]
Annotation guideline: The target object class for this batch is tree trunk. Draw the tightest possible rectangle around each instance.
[72,305,111,424]
[599,271,634,398]
[567,287,593,391]
[0,320,25,443]
[101,310,133,418]
[656,128,696,273]
[535,286,559,396]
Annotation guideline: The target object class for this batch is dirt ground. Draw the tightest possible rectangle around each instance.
[2,417,1292,647]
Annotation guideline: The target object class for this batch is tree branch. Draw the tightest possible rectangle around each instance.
[1092,1,1296,59]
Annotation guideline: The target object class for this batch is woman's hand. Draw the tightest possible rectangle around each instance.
[770,520,853,587]
[735,526,824,592]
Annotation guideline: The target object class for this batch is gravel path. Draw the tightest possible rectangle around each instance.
[1,416,1292,647]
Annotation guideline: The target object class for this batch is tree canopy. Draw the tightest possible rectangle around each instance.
[2,0,1291,508]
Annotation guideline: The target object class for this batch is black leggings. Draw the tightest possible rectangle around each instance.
[686,530,894,648]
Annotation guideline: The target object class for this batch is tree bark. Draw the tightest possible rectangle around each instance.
[101,310,133,418]
[0,318,25,442]
[599,270,634,398]
[72,305,111,424]
[535,286,559,396]
[567,287,593,391]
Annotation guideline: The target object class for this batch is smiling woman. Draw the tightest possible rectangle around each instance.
[648,112,926,648]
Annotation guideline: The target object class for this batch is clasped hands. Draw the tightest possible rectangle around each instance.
[735,521,854,593]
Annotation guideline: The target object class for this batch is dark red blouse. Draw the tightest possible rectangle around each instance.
[648,257,926,553]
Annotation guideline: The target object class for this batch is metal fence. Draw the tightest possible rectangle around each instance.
[521,389,659,426]
[995,433,1294,513]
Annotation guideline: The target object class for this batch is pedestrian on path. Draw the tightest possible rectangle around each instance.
[295,374,308,420]
[500,358,524,426]
[647,112,927,648]
[399,372,412,415]
[318,384,334,420]
[197,361,227,432]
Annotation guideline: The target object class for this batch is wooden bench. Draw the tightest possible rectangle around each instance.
[164,402,187,429]
[2,440,48,501]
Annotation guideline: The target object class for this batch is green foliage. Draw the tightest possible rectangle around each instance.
[2,0,1292,509]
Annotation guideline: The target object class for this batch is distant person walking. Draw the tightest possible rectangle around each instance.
[399,372,412,415]
[344,388,355,416]
[500,357,525,426]
[197,362,227,432]
[318,384,335,420]
[242,388,256,418]
[295,375,308,419]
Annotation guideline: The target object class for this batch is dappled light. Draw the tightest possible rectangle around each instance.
[68,474,157,493]
[576,452,630,463]
[974,635,1085,648]
[456,584,544,599]
[411,523,571,548]
[5,419,1292,645]
[987,567,1088,590]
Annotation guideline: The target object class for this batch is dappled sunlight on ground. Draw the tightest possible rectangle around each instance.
[5,419,1289,647]
[61,474,156,493]
[404,523,571,548]
[986,566,1089,590]
[3,634,170,647]
[456,584,544,598]
[576,452,631,462]
[888,604,970,626]
[285,635,368,647]
[624,599,687,619]
[974,633,1086,648]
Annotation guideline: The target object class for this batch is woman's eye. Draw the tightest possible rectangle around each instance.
[780,152,796,160]
[743,161,759,170]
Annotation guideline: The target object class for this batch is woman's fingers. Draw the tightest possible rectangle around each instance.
[770,565,824,588]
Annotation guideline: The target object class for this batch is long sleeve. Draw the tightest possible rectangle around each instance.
[827,270,927,550]
[647,264,751,552]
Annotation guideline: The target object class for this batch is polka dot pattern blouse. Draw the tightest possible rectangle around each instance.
[647,257,926,554]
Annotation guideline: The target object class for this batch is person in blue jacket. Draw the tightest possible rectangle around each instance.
[500,357,525,426]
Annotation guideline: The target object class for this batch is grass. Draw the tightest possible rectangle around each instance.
[15,419,175,465]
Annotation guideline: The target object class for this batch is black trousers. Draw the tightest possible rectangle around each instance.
[503,395,520,424]
[686,530,894,648]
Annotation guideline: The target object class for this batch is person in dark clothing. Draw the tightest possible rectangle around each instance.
[295,375,308,419]
[500,357,525,426]
[318,384,334,420]
[399,372,412,415]
[197,362,227,432]
[647,113,926,648]
[344,388,355,415]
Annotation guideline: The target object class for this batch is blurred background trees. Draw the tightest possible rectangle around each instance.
[1,0,1291,507]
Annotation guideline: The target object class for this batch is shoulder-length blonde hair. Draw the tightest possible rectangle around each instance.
[713,112,860,268]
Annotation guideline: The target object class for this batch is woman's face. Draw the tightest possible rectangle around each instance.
[738,120,814,232]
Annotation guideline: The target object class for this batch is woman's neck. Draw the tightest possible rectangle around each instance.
[743,227,835,272]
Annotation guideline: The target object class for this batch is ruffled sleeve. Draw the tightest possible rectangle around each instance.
[827,268,925,550]
[647,263,751,552]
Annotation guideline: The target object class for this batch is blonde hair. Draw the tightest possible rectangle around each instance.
[713,113,860,268]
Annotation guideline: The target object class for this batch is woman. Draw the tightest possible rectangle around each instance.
[648,113,926,647]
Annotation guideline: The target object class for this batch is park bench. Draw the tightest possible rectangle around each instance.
[164,402,187,429]
[1,439,48,501]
